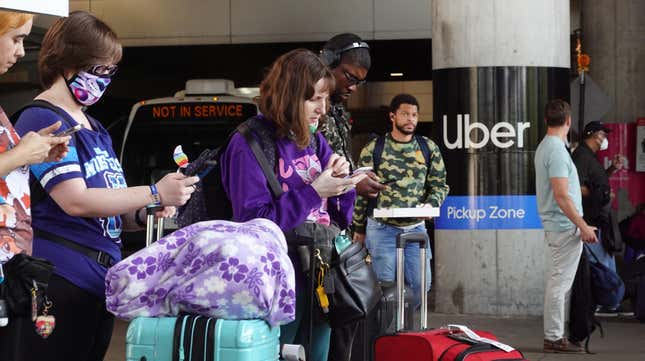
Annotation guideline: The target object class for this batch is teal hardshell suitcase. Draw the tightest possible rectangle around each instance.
[126,315,280,361]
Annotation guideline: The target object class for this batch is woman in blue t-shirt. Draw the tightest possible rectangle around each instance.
[12,11,198,361]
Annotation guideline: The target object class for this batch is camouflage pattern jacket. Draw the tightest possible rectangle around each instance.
[352,133,449,233]
[318,102,355,170]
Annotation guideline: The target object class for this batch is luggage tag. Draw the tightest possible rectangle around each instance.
[445,324,515,352]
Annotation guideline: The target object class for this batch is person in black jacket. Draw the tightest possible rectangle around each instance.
[572,121,630,316]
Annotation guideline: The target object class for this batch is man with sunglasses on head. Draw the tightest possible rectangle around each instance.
[318,33,381,361]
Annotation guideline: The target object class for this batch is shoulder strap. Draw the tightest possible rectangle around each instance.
[10,100,74,128]
[10,100,78,207]
[584,244,602,264]
[367,135,386,217]
[415,134,432,167]
[372,135,386,173]
[238,120,284,198]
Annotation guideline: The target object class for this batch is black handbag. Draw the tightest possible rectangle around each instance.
[286,222,338,272]
[326,242,382,328]
[0,253,54,317]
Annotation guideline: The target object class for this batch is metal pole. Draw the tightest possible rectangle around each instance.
[156,218,165,241]
[395,248,405,331]
[145,206,156,247]
[579,71,586,144]
[420,246,428,330]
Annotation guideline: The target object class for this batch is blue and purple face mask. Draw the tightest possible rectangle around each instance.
[66,71,111,106]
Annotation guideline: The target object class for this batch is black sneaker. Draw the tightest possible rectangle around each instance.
[616,305,635,317]
[595,306,619,317]
[595,305,634,317]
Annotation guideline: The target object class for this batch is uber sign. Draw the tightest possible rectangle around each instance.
[442,114,531,149]
[431,66,569,230]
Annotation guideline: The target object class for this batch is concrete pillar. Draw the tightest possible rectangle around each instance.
[431,0,570,315]
[583,0,645,123]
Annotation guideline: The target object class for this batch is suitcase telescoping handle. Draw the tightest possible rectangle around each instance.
[395,232,429,332]
[145,205,165,246]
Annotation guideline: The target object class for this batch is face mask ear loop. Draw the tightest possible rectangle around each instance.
[63,71,79,102]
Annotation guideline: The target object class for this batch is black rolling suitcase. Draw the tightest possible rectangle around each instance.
[351,282,416,361]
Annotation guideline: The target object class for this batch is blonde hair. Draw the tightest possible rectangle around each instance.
[0,11,33,36]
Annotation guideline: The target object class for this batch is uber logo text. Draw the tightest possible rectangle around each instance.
[443,114,530,149]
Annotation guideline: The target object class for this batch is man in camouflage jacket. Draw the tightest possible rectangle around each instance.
[353,94,449,304]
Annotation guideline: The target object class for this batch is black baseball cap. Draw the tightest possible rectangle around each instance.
[583,121,612,137]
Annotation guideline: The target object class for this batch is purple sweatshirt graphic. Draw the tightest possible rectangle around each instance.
[220,118,355,231]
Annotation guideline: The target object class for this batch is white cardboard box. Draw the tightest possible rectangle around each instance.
[373,207,440,218]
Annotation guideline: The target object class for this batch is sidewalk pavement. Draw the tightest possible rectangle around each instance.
[105,313,645,361]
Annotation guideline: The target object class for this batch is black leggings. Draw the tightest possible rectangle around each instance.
[0,274,114,361]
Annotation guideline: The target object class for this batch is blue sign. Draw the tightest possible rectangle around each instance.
[435,195,543,229]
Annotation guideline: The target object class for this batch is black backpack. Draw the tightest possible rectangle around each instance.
[176,116,318,227]
[569,251,603,352]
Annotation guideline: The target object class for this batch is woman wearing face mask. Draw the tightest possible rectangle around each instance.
[220,49,364,361]
[12,11,198,361]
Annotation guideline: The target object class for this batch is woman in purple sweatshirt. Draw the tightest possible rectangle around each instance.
[220,49,365,361]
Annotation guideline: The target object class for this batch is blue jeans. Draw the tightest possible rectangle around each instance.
[365,218,432,305]
[585,239,619,309]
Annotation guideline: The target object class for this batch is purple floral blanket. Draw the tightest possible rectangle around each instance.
[105,218,295,326]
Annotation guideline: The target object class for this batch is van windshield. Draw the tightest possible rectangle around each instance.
[121,101,257,186]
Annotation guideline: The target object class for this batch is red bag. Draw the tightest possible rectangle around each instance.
[373,233,527,361]
[375,329,526,361]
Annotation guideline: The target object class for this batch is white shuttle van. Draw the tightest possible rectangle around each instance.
[119,79,258,188]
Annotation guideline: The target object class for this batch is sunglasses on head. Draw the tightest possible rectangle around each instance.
[85,64,118,77]
[343,71,366,87]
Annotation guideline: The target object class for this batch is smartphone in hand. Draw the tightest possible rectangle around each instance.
[346,166,372,178]
[54,124,82,137]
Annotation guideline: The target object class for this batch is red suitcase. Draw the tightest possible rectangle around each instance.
[373,232,528,361]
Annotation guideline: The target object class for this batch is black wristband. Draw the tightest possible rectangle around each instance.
[134,208,146,228]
